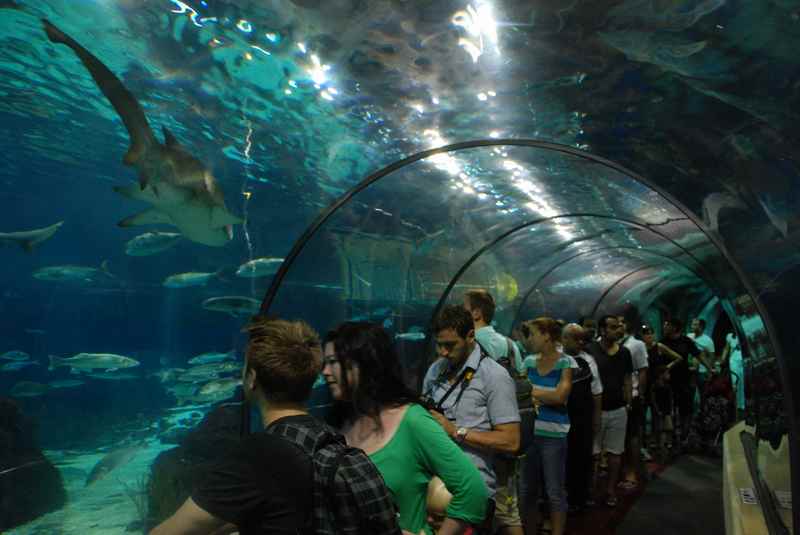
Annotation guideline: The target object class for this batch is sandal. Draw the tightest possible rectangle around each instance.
[606,496,619,507]
[618,480,638,491]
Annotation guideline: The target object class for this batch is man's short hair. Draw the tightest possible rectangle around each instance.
[667,318,684,332]
[529,316,562,343]
[432,304,474,339]
[696,318,707,330]
[464,289,496,323]
[242,316,321,404]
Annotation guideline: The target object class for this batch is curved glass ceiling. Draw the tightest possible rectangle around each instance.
[265,142,731,338]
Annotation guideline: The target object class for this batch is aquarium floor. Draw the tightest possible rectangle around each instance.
[7,406,211,534]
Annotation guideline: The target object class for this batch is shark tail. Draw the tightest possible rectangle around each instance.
[100,260,115,278]
[42,19,156,172]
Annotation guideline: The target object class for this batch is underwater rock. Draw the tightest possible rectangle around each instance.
[0,397,66,531]
[146,405,240,530]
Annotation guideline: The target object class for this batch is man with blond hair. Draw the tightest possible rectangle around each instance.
[151,317,401,535]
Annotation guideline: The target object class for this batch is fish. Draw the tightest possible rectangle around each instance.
[1,360,39,372]
[1,350,30,361]
[42,20,242,247]
[701,192,748,232]
[85,371,140,381]
[25,329,46,335]
[202,296,261,317]
[125,231,182,256]
[148,368,186,383]
[163,271,222,288]
[85,445,142,486]
[187,350,236,366]
[33,261,112,282]
[395,332,426,341]
[599,30,709,77]
[0,221,63,252]
[198,377,241,397]
[48,379,85,388]
[10,381,49,397]
[48,353,140,372]
[235,257,284,278]
[180,361,241,382]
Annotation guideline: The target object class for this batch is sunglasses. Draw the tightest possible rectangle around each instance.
[521,324,531,338]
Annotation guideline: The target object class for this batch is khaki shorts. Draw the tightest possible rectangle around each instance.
[493,483,522,528]
[593,407,628,456]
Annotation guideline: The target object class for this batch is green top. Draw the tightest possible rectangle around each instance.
[369,404,488,534]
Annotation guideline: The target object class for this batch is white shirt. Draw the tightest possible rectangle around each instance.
[689,333,715,373]
[623,336,648,398]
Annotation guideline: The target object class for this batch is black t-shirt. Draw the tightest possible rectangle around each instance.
[587,341,634,411]
[192,427,314,534]
[662,336,699,390]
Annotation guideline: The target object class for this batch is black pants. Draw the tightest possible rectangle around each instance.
[566,409,594,508]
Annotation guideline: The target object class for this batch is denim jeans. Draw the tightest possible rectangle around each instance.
[519,435,568,513]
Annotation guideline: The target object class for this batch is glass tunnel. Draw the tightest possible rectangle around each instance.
[0,1,797,534]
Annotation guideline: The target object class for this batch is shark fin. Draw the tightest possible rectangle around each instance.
[162,126,181,148]
[113,185,157,203]
[119,209,172,227]
[210,207,244,228]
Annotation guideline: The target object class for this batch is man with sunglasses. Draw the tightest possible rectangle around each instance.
[423,305,521,535]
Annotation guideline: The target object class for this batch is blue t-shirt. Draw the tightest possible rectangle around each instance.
[522,354,571,438]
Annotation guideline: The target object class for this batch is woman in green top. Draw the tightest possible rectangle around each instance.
[322,322,488,535]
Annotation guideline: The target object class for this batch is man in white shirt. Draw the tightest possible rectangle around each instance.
[620,317,648,489]
[688,318,715,395]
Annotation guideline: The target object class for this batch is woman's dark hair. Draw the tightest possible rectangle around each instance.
[324,322,418,429]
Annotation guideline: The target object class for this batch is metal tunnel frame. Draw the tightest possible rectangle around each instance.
[426,213,718,336]
[257,140,797,530]
[510,245,715,329]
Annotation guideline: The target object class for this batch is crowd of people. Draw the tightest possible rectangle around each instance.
[147,290,743,535]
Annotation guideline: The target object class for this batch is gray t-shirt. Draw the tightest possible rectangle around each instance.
[623,336,649,398]
[422,344,520,496]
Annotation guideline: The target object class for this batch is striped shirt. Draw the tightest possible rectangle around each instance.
[523,354,572,438]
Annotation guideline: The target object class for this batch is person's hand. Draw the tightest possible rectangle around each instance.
[428,409,457,438]
[426,512,445,533]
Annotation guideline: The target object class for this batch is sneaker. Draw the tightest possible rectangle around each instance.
[641,448,653,461]
[606,495,619,507]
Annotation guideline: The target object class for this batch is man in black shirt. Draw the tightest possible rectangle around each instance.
[150,319,323,535]
[586,315,633,508]
[662,318,709,446]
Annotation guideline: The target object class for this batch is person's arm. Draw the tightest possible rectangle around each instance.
[532,367,573,405]
[592,394,602,435]
[720,341,731,367]
[624,375,633,406]
[696,349,714,375]
[149,498,226,535]
[428,411,520,455]
[638,367,648,397]
[657,343,683,366]
[411,406,488,532]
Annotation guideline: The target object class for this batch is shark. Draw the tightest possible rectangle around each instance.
[42,20,242,247]
[0,221,63,252]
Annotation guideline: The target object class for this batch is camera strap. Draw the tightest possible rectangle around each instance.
[432,344,490,412]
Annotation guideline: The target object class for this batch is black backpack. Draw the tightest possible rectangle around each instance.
[495,338,536,454]
[268,419,401,535]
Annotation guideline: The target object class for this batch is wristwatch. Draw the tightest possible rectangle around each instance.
[456,427,469,443]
